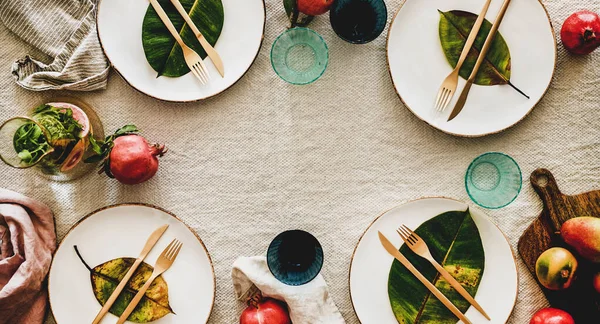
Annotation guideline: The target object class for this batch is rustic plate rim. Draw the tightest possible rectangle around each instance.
[347,196,519,323]
[47,202,216,323]
[385,0,557,138]
[96,0,266,103]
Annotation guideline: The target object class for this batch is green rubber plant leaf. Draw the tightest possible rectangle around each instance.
[439,10,511,86]
[75,247,173,323]
[388,209,485,323]
[142,0,224,77]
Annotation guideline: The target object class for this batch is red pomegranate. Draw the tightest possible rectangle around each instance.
[109,135,166,185]
[297,0,334,16]
[530,307,575,324]
[240,294,291,324]
[594,272,600,293]
[561,10,600,55]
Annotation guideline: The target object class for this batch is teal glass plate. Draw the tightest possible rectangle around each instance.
[271,27,329,85]
[465,152,522,209]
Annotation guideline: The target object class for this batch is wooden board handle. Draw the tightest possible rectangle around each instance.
[531,168,561,197]
[530,168,567,232]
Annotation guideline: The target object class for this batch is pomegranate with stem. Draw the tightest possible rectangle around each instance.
[561,10,600,55]
[240,291,291,324]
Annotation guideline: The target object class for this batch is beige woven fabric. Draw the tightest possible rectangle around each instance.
[0,0,598,323]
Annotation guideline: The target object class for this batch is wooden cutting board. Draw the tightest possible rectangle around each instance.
[518,168,600,323]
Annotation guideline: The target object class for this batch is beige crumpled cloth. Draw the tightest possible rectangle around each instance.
[232,256,346,324]
[0,188,56,324]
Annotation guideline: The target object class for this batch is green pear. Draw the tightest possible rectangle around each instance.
[561,216,600,263]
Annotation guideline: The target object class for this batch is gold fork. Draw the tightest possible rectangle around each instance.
[397,225,491,320]
[149,0,210,84]
[434,0,492,112]
[116,239,183,324]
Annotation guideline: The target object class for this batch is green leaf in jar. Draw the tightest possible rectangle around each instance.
[142,0,224,77]
[388,209,485,323]
[438,10,511,86]
[74,246,174,323]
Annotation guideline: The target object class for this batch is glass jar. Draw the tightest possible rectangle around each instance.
[0,97,104,181]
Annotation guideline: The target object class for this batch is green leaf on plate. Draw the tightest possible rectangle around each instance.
[75,247,173,323]
[388,209,485,323]
[439,10,511,86]
[142,0,224,77]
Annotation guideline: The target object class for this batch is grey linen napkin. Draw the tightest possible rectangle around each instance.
[0,0,109,91]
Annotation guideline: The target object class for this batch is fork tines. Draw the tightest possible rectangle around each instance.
[190,61,210,84]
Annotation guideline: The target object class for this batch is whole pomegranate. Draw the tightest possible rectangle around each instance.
[85,125,166,185]
[109,135,165,184]
[240,293,291,324]
[561,10,600,55]
[594,272,600,293]
[530,308,575,324]
[297,0,334,16]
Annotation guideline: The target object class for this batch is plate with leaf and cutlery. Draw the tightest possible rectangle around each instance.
[97,0,265,102]
[387,0,555,137]
[349,197,518,323]
[48,204,215,323]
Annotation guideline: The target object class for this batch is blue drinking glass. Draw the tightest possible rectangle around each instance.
[465,152,522,209]
[271,27,329,85]
[330,0,388,44]
[267,230,324,286]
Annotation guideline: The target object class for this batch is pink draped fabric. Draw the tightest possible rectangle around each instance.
[0,188,56,324]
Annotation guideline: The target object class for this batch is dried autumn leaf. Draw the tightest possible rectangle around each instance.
[387,210,485,323]
[439,10,511,86]
[75,247,173,323]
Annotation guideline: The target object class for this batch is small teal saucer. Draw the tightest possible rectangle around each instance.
[271,27,329,85]
[465,152,522,209]
[267,230,324,286]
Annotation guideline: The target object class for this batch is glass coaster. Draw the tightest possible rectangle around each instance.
[465,152,522,209]
[330,0,388,44]
[271,27,329,85]
[267,230,324,286]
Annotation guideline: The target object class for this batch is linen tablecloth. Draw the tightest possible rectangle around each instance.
[0,0,599,323]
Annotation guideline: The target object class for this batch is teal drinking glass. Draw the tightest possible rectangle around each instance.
[271,27,329,85]
[267,230,324,286]
[330,0,387,44]
[465,152,522,209]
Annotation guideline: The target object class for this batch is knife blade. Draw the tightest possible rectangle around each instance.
[91,224,169,324]
[169,0,225,77]
[447,0,512,121]
[378,232,473,324]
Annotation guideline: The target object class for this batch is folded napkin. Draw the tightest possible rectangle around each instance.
[0,0,109,91]
[232,256,346,324]
[0,188,56,324]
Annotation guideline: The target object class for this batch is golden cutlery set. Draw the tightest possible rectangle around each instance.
[380,224,490,324]
[436,0,512,121]
[92,224,182,324]
[149,0,224,85]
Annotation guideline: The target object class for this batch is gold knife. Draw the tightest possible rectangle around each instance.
[379,232,473,324]
[91,224,169,324]
[169,0,225,77]
[448,0,512,121]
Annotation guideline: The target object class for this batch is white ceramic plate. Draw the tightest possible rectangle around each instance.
[49,204,215,324]
[387,0,555,137]
[350,197,518,323]
[97,0,265,102]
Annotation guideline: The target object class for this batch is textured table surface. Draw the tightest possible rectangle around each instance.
[1,0,599,323]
